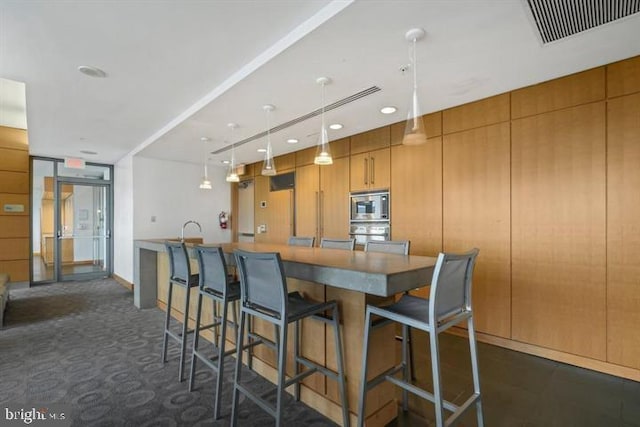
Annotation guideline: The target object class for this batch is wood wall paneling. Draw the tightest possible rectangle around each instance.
[511,102,607,360]
[350,126,390,155]
[443,123,511,338]
[0,171,28,194]
[294,137,350,168]
[607,55,640,98]
[0,194,29,215]
[606,93,640,369]
[0,259,29,281]
[0,216,30,238]
[442,94,510,134]
[390,112,442,145]
[511,67,605,119]
[0,238,29,261]
[0,148,29,172]
[0,127,28,151]
[253,175,270,243]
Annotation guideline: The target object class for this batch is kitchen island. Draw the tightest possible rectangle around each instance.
[133,239,436,426]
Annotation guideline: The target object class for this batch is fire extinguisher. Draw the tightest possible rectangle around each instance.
[219,211,229,229]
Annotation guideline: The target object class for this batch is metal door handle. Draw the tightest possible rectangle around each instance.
[320,190,324,236]
[371,156,375,184]
[315,191,320,238]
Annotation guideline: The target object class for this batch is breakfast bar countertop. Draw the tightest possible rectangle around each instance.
[134,239,436,300]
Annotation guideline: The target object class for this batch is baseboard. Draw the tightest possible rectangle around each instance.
[448,327,640,382]
[8,281,29,290]
[112,274,133,291]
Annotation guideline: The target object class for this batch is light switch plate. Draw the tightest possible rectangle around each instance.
[260,201,267,208]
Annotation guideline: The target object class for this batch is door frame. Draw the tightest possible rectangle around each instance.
[55,178,113,281]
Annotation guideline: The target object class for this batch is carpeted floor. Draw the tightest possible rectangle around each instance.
[0,279,337,426]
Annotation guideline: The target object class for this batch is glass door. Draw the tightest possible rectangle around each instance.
[56,181,110,281]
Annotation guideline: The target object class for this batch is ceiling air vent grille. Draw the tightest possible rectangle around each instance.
[526,0,640,44]
[212,86,381,154]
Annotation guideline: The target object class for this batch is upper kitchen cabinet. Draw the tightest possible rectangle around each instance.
[350,148,390,192]
[350,126,391,191]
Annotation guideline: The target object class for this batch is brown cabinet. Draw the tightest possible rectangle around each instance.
[350,148,390,192]
[295,157,350,244]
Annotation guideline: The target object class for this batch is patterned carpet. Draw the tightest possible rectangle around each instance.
[0,279,337,426]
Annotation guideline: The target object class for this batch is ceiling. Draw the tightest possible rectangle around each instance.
[2,1,640,168]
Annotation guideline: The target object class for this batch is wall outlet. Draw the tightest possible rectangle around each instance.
[260,201,267,208]
[257,224,267,234]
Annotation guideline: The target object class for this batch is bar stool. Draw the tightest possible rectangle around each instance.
[320,237,355,250]
[162,241,199,382]
[188,245,241,419]
[287,236,315,247]
[231,250,349,427]
[357,248,483,427]
[364,240,415,382]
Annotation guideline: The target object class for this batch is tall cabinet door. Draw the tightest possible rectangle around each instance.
[368,148,390,191]
[295,164,320,243]
[349,152,369,192]
[320,156,350,239]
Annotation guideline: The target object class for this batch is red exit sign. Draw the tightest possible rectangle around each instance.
[64,157,86,169]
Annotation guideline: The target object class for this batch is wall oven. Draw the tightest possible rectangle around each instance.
[349,191,390,245]
[350,191,389,222]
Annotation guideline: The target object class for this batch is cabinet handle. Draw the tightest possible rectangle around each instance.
[320,190,324,236]
[316,191,320,238]
[371,156,375,184]
[364,158,368,185]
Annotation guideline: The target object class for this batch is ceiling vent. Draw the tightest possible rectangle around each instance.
[526,0,640,44]
[212,86,381,155]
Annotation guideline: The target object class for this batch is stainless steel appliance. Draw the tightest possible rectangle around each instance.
[350,191,389,222]
[349,190,390,245]
[349,222,390,246]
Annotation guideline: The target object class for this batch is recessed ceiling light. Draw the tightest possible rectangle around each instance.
[287,138,299,144]
[257,148,267,153]
[222,160,230,164]
[79,150,98,155]
[329,123,343,130]
[77,65,107,78]
[380,106,397,114]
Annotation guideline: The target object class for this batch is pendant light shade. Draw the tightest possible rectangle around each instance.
[225,123,240,182]
[314,77,333,165]
[199,137,212,189]
[403,28,428,146]
[261,104,277,176]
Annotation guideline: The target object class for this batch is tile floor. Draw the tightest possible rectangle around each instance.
[389,331,640,427]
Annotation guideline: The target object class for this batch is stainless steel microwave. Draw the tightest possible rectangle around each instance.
[350,191,389,222]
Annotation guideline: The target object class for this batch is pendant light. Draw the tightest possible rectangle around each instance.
[225,123,240,182]
[402,28,428,146]
[314,77,333,165]
[261,104,277,176]
[199,137,212,189]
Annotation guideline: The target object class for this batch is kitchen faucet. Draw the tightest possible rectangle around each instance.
[181,220,202,242]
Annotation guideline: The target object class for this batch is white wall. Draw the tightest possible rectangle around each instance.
[113,154,134,282]
[113,155,231,283]
[133,156,231,242]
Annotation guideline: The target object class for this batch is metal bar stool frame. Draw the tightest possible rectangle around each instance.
[188,245,242,420]
[364,240,416,384]
[162,241,199,382]
[357,248,483,427]
[231,250,350,427]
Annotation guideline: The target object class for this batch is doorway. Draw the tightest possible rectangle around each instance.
[31,158,113,283]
